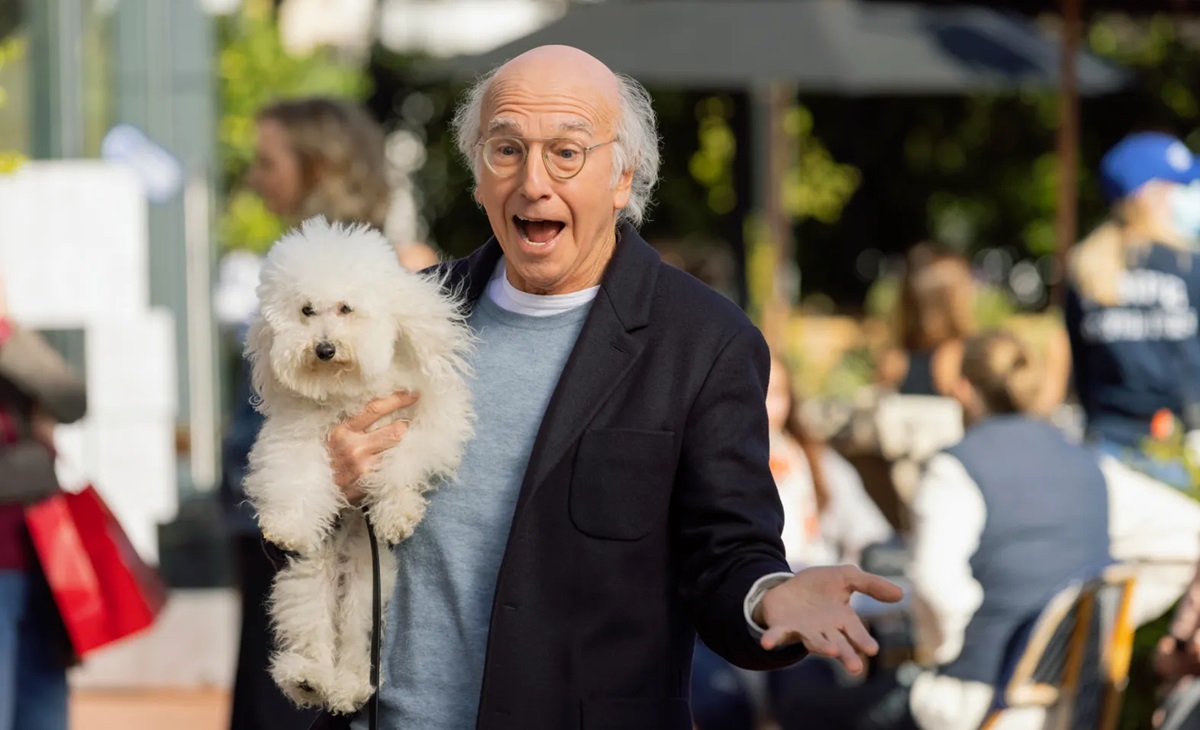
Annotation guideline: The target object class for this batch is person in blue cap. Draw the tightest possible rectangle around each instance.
[1065,131,1200,489]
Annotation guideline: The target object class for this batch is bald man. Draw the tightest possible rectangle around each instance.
[299,46,900,730]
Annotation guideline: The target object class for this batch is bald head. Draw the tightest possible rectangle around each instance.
[489,46,621,113]
[481,46,622,144]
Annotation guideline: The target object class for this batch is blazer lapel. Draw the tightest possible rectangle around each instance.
[439,236,503,309]
[510,224,661,518]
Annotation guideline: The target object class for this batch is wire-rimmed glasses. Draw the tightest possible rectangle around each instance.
[478,136,616,180]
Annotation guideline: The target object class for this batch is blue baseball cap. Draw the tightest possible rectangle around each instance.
[1099,132,1200,202]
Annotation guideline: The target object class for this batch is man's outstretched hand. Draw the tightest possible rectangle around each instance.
[755,565,904,675]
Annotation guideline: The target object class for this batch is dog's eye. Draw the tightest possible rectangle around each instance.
[301,304,315,317]
[338,304,353,315]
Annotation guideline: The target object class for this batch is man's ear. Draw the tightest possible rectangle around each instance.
[613,168,634,211]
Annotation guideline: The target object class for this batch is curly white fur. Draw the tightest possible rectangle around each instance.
[243,217,475,714]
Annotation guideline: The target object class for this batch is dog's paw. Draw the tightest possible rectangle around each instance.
[258,512,334,556]
[323,675,376,715]
[366,489,428,545]
[271,651,336,709]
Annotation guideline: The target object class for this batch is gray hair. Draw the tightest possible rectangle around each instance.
[450,67,661,228]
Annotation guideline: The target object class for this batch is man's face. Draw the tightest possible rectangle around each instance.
[473,52,634,295]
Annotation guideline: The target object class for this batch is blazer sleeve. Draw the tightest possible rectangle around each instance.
[673,325,808,671]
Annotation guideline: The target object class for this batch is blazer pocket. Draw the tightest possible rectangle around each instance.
[570,428,675,541]
[580,697,691,730]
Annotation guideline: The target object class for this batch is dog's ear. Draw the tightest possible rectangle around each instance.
[397,315,473,387]
[394,282,474,388]
[244,316,285,415]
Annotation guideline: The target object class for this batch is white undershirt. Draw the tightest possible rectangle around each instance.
[485,258,599,316]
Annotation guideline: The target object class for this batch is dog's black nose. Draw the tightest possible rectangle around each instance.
[315,342,336,361]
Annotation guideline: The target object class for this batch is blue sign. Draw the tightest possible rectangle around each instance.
[100,124,185,205]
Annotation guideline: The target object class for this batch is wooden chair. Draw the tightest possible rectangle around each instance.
[979,564,1138,730]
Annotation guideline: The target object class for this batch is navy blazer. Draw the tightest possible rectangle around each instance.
[306,223,804,730]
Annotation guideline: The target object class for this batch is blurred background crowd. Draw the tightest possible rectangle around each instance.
[7,0,1200,728]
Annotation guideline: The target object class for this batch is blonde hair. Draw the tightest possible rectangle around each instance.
[1069,191,1189,306]
[961,330,1042,416]
[896,245,976,351]
[257,97,390,228]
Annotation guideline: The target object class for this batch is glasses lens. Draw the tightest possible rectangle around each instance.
[483,137,525,176]
[545,139,587,178]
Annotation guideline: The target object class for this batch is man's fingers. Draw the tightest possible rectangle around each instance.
[828,630,865,675]
[368,419,410,451]
[843,566,904,603]
[841,613,880,657]
[343,391,419,432]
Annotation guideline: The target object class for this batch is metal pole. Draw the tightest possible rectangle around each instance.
[753,81,795,351]
[1053,0,1082,307]
[29,0,85,159]
[184,172,218,492]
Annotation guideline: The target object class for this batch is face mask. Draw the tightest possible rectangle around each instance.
[1168,182,1200,243]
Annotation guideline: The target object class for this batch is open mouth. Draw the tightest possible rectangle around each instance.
[513,215,565,247]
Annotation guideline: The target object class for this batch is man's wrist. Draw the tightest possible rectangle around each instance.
[744,571,792,637]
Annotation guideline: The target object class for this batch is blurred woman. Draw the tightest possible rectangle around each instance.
[767,353,894,567]
[224,96,391,730]
[774,331,1112,730]
[246,97,390,229]
[1066,132,1200,490]
[877,245,976,398]
[0,269,86,730]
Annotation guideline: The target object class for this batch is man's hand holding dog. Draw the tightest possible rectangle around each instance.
[327,391,418,503]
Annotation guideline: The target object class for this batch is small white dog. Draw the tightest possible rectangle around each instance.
[243,217,474,713]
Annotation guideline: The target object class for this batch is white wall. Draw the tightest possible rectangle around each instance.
[0,161,178,562]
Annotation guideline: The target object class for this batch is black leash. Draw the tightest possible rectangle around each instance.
[366,514,382,730]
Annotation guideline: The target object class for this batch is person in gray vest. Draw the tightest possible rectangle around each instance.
[774,330,1112,730]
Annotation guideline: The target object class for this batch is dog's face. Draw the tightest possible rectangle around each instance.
[248,219,416,405]
[247,217,470,411]
[263,289,398,404]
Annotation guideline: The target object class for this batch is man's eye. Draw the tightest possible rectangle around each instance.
[301,304,315,317]
[498,145,519,157]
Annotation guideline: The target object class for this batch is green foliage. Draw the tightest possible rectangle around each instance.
[781,104,861,225]
[689,96,738,216]
[215,0,369,253]
[0,33,25,174]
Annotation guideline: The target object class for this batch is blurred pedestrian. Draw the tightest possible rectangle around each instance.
[1066,131,1200,490]
[0,268,87,730]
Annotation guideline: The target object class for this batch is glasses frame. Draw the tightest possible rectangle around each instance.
[476,136,617,181]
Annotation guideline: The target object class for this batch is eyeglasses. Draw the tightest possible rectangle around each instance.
[477,136,616,180]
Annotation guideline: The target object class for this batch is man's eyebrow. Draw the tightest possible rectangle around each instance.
[557,120,594,135]
[485,117,521,136]
[483,118,595,137]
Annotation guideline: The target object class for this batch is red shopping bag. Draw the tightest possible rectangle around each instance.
[24,484,168,657]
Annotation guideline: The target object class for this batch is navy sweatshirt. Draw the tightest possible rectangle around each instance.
[1066,243,1200,447]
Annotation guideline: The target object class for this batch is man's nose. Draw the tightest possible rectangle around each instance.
[315,341,336,361]
[517,150,553,200]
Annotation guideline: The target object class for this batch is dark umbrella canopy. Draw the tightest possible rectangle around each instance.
[435,0,1129,94]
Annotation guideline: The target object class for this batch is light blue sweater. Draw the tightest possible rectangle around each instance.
[351,292,589,730]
